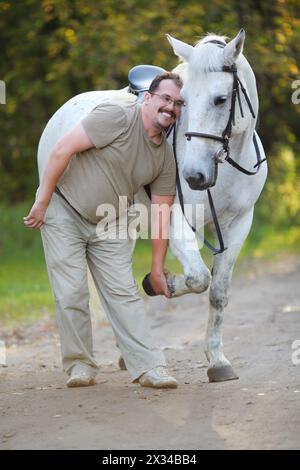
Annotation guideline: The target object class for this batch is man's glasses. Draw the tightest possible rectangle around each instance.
[149,93,186,109]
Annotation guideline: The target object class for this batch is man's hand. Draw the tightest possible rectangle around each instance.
[23,200,48,229]
[150,271,171,298]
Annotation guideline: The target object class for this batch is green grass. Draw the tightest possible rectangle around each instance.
[0,201,299,328]
[0,201,184,327]
[0,252,55,324]
[241,218,300,259]
[131,238,183,280]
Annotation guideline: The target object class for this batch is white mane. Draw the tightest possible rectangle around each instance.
[190,34,228,73]
[173,33,230,78]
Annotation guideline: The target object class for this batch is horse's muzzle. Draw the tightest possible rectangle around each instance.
[185,171,217,191]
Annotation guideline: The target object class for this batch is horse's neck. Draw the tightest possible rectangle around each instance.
[236,58,259,155]
[230,129,256,168]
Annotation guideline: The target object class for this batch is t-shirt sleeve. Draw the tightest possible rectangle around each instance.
[81,102,128,148]
[150,143,176,196]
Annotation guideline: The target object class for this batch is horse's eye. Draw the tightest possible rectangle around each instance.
[214,95,227,105]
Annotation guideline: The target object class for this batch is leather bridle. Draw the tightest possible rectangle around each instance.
[170,39,266,254]
[185,39,266,176]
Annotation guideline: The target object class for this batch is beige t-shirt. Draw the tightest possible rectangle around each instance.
[58,99,176,224]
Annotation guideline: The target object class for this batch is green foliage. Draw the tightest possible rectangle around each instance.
[0,202,53,324]
[261,145,300,225]
[0,0,299,243]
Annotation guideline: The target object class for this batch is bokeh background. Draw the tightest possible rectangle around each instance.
[0,0,299,326]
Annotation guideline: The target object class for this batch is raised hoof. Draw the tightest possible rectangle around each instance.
[118,356,127,371]
[207,365,239,383]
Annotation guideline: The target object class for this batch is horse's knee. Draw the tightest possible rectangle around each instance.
[209,281,229,310]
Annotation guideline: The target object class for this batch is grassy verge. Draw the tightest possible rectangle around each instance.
[0,201,299,327]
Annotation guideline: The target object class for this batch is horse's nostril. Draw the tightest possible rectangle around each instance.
[186,173,206,189]
[197,172,205,184]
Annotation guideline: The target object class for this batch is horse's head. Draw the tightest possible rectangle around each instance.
[167,30,258,190]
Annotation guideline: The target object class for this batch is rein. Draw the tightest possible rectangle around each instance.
[168,124,225,254]
[170,39,266,254]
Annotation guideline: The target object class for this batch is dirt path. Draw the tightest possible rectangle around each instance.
[1,255,300,450]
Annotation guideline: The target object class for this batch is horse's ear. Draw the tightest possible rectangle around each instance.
[223,29,245,65]
[166,34,193,62]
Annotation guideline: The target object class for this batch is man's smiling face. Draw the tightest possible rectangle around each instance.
[145,79,183,130]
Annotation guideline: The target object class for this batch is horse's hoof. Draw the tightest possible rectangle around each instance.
[118,356,127,371]
[142,273,157,296]
[207,365,239,383]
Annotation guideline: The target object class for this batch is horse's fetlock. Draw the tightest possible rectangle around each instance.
[165,273,177,295]
[185,269,211,292]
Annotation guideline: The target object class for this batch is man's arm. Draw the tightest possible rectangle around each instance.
[24,123,93,229]
[150,193,174,298]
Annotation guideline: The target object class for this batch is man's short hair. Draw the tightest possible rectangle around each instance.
[148,72,183,93]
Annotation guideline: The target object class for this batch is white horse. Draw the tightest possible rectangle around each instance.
[165,29,267,381]
[37,29,267,383]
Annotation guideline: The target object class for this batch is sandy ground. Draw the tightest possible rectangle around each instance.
[0,255,300,450]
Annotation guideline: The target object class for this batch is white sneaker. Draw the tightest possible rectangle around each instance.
[66,363,97,388]
[139,366,178,389]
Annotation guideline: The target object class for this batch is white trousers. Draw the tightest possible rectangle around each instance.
[40,193,166,380]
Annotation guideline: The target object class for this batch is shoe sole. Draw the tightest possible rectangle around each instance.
[66,377,97,388]
[139,379,178,389]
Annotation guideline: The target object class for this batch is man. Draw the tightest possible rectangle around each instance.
[24,72,184,389]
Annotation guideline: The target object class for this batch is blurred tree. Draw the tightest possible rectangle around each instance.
[0,0,299,230]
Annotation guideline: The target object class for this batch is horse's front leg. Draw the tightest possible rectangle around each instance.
[167,204,211,297]
[205,210,254,382]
